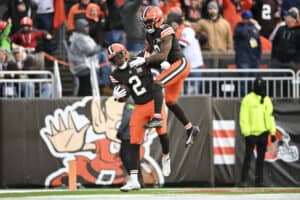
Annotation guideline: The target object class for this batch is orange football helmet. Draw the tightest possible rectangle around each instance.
[107,43,129,69]
[141,6,163,33]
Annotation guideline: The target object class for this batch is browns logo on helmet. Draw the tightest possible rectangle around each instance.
[141,6,163,34]
[107,43,129,70]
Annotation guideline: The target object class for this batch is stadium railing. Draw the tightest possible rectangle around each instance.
[183,68,297,99]
[0,69,62,98]
[297,70,300,98]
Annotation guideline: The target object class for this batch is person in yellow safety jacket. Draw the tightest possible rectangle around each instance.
[239,77,276,187]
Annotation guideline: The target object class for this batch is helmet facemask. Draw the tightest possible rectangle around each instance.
[143,18,156,34]
[109,51,127,69]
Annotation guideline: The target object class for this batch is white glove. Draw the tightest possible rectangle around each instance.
[113,85,127,100]
[129,57,146,68]
[160,61,170,70]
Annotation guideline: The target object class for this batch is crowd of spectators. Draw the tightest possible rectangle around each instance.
[0,0,300,97]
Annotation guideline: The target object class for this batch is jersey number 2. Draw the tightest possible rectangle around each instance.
[262,4,271,20]
[128,75,147,96]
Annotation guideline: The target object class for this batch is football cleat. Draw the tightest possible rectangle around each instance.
[120,178,141,192]
[185,126,200,147]
[143,118,162,129]
[161,156,171,177]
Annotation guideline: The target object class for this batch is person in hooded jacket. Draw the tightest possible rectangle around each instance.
[239,77,277,187]
[68,18,100,96]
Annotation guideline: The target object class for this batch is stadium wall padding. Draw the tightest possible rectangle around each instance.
[0,97,299,188]
[213,99,300,187]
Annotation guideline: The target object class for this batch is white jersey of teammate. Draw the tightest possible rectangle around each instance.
[179,27,204,69]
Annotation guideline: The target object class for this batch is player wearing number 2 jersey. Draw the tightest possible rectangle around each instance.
[107,43,171,192]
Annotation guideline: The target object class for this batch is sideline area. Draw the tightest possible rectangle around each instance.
[0,188,299,199]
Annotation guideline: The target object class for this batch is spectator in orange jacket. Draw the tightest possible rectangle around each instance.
[67,0,91,32]
[160,0,181,15]
[85,3,106,45]
[223,0,253,33]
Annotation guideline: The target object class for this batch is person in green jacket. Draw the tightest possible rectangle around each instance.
[239,77,276,187]
[0,18,12,51]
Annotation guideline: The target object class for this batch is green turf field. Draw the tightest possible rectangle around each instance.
[0,188,299,198]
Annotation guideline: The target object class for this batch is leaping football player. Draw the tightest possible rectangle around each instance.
[129,5,200,147]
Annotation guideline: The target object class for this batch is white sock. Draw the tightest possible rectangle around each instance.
[163,153,170,159]
[130,170,138,182]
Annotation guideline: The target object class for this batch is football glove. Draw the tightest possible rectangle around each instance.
[129,57,145,68]
[113,85,127,101]
[160,61,170,70]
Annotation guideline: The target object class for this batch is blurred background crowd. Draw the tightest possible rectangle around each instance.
[0,0,299,97]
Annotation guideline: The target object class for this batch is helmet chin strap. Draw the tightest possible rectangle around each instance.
[119,61,127,70]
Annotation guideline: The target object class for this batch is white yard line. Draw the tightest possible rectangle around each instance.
[0,194,300,200]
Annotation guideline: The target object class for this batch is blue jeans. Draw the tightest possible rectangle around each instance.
[106,30,126,46]
[1,82,51,98]
[21,82,34,97]
[184,67,202,95]
[40,83,52,98]
[126,42,144,52]
[35,13,54,32]
[97,50,112,87]
[2,83,16,97]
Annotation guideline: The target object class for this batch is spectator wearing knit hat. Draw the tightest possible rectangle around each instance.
[201,0,223,19]
[271,7,300,71]
[194,1,233,51]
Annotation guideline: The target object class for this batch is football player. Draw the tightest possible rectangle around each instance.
[107,43,171,192]
[130,5,200,147]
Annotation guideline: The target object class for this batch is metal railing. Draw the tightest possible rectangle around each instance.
[53,60,63,98]
[297,70,300,98]
[183,69,297,99]
[87,55,100,97]
[0,70,62,98]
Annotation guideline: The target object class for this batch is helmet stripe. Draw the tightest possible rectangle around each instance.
[108,46,114,56]
[142,6,151,19]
